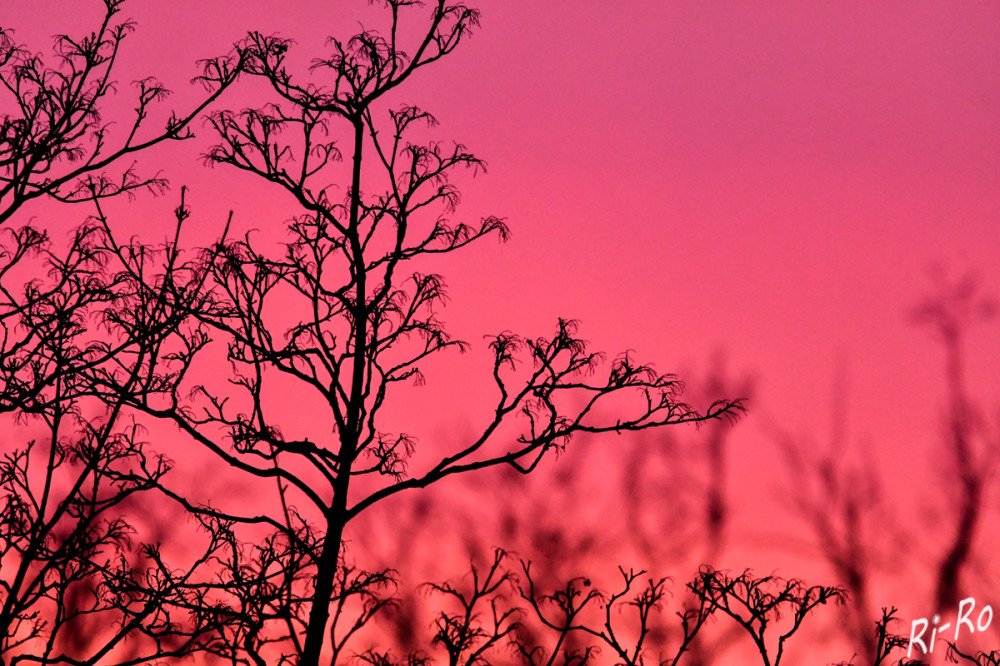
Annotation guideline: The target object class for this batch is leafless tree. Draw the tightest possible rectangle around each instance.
[2,0,941,662]
[830,607,920,666]
[776,420,884,661]
[66,1,744,663]
[0,0,241,225]
[515,560,710,666]
[0,1,248,660]
[687,567,845,666]
[370,554,883,666]
[0,220,245,664]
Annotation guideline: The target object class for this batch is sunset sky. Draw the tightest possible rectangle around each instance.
[5,0,1000,659]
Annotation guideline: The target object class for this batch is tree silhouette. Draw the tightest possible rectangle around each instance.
[0,0,241,225]
[66,1,744,663]
[0,2,246,663]
[6,0,938,661]
[15,2,961,665]
[354,551,922,666]
[0,219,251,664]
[1,0,956,661]
[910,269,998,613]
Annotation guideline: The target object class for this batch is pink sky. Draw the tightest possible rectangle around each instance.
[5,0,1000,659]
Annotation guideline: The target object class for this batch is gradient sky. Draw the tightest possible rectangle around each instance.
[5,0,1000,657]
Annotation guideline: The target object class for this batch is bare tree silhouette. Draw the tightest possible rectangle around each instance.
[354,551,923,666]
[0,221,248,664]
[63,1,744,663]
[776,417,885,662]
[0,0,241,225]
[8,2,947,664]
[947,644,1000,666]
[411,363,753,663]
[0,1,248,661]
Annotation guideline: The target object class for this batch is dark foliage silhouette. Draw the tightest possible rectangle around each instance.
[947,644,1000,666]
